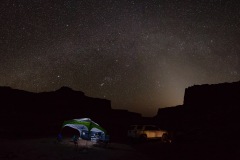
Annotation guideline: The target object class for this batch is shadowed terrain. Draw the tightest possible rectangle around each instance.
[1,81,240,159]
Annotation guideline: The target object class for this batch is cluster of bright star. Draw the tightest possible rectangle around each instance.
[0,0,240,116]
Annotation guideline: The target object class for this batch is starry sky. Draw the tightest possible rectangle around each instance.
[1,0,240,116]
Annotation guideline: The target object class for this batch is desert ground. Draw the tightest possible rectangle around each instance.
[1,137,240,160]
[0,137,149,160]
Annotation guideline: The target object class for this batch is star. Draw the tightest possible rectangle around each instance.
[0,0,240,116]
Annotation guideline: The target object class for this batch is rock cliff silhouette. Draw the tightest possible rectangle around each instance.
[0,86,143,140]
[155,81,240,144]
[2,80,240,144]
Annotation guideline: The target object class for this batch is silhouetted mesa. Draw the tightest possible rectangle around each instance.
[184,81,240,110]
[0,86,112,138]
[0,86,146,140]
[155,81,240,144]
[2,80,240,144]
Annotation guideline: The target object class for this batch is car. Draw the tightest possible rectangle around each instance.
[127,125,170,142]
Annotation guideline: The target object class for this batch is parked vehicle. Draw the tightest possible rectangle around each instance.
[127,125,170,142]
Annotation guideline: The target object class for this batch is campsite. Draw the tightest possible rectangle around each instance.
[1,116,239,160]
[1,82,240,160]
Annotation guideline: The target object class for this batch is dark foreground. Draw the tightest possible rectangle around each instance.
[1,138,240,160]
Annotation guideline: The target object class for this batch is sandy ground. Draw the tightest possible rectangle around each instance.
[1,137,240,160]
[0,138,148,160]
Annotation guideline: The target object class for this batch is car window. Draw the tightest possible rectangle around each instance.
[145,126,158,130]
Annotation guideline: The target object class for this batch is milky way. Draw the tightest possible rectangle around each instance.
[1,0,240,116]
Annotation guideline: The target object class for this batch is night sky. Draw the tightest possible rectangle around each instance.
[1,0,240,116]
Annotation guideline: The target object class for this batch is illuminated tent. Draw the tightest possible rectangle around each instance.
[62,118,106,139]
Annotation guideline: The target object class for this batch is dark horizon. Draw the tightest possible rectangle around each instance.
[1,79,240,117]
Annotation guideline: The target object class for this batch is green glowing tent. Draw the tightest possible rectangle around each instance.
[62,118,106,139]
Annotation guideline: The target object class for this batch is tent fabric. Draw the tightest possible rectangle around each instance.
[62,118,106,135]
